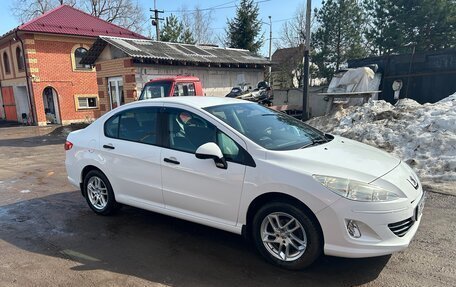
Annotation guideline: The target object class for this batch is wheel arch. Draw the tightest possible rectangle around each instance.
[243,192,324,245]
[80,165,105,197]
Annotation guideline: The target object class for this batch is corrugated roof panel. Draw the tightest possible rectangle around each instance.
[110,38,142,51]
[183,45,214,56]
[84,36,270,66]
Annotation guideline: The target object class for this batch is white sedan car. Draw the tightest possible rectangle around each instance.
[65,97,425,269]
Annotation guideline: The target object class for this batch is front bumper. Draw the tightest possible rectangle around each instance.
[316,184,424,258]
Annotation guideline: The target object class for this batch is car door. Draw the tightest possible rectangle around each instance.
[160,106,252,226]
[100,106,164,208]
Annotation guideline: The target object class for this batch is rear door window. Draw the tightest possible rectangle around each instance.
[104,107,160,145]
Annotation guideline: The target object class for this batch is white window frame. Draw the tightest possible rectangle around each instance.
[108,76,124,110]
[75,94,98,111]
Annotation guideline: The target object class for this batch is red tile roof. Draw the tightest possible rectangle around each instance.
[17,5,147,39]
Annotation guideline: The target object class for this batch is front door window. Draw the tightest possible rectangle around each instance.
[108,77,124,109]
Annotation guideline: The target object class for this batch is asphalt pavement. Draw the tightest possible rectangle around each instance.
[0,125,455,287]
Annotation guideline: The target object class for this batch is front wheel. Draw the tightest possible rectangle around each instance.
[83,170,120,215]
[252,202,322,270]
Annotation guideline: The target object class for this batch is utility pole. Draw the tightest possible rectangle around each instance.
[268,16,272,84]
[301,0,311,121]
[150,0,164,41]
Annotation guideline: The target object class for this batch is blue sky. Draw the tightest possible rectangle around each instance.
[1,0,322,56]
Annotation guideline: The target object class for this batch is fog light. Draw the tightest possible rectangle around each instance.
[346,220,362,238]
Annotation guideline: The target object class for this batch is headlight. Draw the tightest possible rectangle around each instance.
[313,175,401,202]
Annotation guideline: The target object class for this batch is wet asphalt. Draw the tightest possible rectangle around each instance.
[0,125,455,287]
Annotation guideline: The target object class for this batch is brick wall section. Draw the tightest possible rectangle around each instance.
[95,57,137,115]
[26,34,99,125]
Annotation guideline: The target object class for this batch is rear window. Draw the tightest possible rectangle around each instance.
[173,83,196,96]
[140,81,172,100]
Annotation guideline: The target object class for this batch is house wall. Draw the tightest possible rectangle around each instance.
[135,65,265,97]
[93,57,265,116]
[26,34,99,125]
[0,35,28,121]
[95,57,137,115]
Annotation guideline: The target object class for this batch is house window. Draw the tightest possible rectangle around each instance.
[16,47,25,72]
[3,52,11,74]
[74,47,91,70]
[75,95,98,110]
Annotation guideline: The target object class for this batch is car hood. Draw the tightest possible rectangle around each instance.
[266,136,401,183]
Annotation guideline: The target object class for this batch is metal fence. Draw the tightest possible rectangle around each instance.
[348,49,456,104]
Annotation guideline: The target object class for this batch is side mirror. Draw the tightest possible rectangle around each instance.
[195,142,227,169]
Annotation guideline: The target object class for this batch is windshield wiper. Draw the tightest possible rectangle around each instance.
[299,142,314,149]
[312,138,328,144]
[300,137,328,149]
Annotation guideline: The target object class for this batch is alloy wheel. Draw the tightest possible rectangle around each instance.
[260,212,308,261]
[87,176,108,210]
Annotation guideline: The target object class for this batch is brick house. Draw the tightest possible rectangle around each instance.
[81,36,270,115]
[270,46,304,89]
[0,5,146,125]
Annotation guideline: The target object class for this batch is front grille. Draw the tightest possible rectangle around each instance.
[388,217,415,237]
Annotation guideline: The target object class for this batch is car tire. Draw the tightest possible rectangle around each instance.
[252,201,322,270]
[83,170,120,215]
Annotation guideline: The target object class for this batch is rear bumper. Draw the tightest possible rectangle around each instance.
[67,175,79,188]
[65,159,80,189]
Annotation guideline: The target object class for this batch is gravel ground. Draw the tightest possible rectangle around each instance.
[0,126,455,287]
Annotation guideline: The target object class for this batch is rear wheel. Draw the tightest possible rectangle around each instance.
[83,170,120,215]
[252,202,322,270]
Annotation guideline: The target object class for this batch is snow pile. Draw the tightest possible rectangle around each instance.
[307,93,456,182]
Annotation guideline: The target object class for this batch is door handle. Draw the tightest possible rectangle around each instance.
[103,144,115,150]
[164,157,180,165]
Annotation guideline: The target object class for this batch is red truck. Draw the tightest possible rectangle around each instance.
[139,76,204,100]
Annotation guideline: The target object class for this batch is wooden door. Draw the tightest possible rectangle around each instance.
[1,87,17,121]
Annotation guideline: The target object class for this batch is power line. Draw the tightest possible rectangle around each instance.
[208,0,238,9]
[272,17,297,23]
[164,0,271,13]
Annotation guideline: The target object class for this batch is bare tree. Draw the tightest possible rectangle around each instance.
[276,4,307,49]
[12,0,75,23]
[179,5,215,44]
[11,0,146,34]
[80,0,146,34]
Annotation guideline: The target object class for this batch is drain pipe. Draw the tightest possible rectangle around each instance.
[15,30,36,125]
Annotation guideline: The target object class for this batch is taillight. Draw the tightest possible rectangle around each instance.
[64,141,73,151]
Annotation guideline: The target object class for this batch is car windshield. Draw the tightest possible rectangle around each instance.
[204,103,330,150]
[139,81,172,100]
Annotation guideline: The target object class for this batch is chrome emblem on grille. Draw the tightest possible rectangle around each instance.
[407,175,418,189]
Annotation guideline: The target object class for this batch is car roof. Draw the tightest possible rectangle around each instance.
[131,96,250,109]
[148,76,200,83]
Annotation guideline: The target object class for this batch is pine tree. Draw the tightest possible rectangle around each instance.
[225,0,263,54]
[180,27,196,44]
[160,14,196,44]
[364,0,456,54]
[160,14,183,43]
[312,0,369,79]
[363,0,400,55]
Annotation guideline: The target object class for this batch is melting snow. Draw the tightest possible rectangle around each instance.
[307,93,456,182]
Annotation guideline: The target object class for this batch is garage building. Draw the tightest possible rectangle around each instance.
[81,36,270,114]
